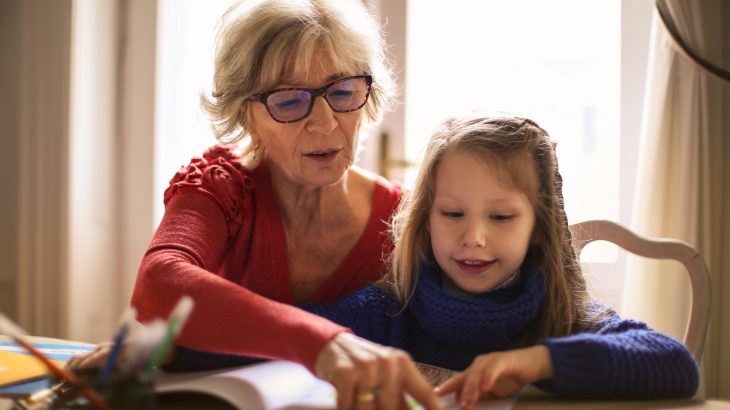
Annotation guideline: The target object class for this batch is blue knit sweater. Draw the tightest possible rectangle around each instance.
[303,261,699,399]
[167,261,699,399]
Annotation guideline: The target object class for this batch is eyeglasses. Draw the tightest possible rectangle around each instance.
[248,75,372,123]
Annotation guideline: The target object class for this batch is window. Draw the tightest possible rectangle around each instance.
[405,0,620,254]
[155,0,236,224]
[398,0,653,310]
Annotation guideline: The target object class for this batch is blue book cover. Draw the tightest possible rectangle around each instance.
[0,340,95,397]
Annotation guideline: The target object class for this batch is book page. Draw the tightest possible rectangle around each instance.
[157,360,517,410]
[412,362,516,410]
[414,362,456,387]
[157,361,335,410]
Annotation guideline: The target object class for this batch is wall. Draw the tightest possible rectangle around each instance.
[0,0,21,320]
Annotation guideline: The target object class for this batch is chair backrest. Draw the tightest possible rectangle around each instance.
[569,219,710,362]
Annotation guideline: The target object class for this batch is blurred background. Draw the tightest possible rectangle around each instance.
[0,0,728,399]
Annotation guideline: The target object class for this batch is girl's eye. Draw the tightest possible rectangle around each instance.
[491,214,514,222]
[441,211,463,218]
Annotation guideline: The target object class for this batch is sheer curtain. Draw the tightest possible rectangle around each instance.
[622,0,729,398]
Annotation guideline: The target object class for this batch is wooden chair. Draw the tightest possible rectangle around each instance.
[569,219,711,362]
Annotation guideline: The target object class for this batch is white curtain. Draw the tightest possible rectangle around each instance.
[622,0,729,399]
[12,0,157,343]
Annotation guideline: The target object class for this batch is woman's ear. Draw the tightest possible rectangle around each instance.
[243,106,259,139]
[239,105,247,127]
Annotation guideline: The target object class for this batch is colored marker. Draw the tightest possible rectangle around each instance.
[98,306,137,385]
[143,296,194,376]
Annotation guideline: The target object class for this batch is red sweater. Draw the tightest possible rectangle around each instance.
[131,145,403,371]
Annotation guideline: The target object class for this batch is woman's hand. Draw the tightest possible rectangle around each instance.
[315,332,444,410]
[434,345,554,410]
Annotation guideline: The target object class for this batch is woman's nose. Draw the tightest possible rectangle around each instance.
[306,96,337,134]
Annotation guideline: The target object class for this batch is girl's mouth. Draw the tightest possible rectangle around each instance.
[455,259,495,275]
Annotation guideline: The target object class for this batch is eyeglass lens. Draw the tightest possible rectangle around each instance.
[265,77,370,122]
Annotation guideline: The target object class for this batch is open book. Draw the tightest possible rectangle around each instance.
[156,361,335,410]
[155,360,516,410]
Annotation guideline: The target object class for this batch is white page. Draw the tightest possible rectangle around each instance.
[157,361,335,410]
[157,361,516,410]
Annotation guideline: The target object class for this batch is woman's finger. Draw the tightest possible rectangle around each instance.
[338,334,381,391]
[315,333,443,410]
[374,348,402,410]
[401,359,444,410]
[317,338,356,409]
[316,333,385,410]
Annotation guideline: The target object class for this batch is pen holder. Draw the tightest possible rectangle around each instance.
[43,366,156,410]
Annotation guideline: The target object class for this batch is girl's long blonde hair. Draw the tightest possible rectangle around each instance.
[384,113,600,342]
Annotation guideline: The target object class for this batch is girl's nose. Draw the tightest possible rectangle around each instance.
[306,96,337,135]
[461,222,487,248]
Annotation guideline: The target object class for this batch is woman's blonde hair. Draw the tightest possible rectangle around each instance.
[385,113,599,342]
[201,0,395,156]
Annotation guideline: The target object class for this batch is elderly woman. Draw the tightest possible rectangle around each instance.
[129,0,440,408]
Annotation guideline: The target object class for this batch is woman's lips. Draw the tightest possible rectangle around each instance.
[304,149,340,163]
[455,259,495,275]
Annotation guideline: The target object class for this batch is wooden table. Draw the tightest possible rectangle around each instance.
[515,396,730,410]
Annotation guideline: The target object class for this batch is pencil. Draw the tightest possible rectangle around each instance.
[0,313,110,410]
[11,335,111,410]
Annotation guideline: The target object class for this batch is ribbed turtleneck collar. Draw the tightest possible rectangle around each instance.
[409,260,544,350]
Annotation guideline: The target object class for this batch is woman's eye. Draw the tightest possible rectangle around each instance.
[491,214,514,222]
[274,99,302,111]
[441,211,463,218]
[330,90,354,98]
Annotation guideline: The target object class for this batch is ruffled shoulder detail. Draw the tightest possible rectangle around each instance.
[164,144,254,229]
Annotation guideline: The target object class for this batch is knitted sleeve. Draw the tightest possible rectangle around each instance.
[131,145,348,371]
[162,286,398,372]
[303,285,397,346]
[537,306,699,399]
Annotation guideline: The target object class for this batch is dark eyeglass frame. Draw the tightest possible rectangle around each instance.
[247,75,373,123]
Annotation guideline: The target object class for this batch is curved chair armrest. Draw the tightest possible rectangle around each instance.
[569,219,710,362]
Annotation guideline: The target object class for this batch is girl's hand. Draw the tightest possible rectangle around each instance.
[434,345,554,410]
[315,332,444,410]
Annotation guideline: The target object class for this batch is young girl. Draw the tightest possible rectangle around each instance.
[304,113,699,407]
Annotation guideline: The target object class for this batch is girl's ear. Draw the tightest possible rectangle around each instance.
[529,227,540,245]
